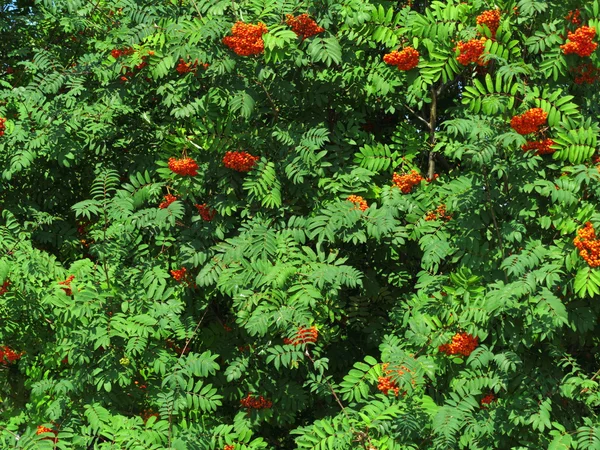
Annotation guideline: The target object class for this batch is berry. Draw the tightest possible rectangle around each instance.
[439,332,479,357]
[195,203,216,221]
[561,26,597,57]
[0,280,9,295]
[572,62,600,84]
[574,222,600,267]
[347,195,368,211]
[175,58,198,74]
[59,275,75,296]
[392,170,423,193]
[224,446,235,450]
[222,151,259,172]
[510,108,547,135]
[286,14,324,40]
[159,194,177,209]
[383,47,420,71]
[0,117,6,137]
[456,38,487,65]
[521,138,555,155]
[283,326,319,345]
[240,393,272,410]
[223,22,268,56]
[425,204,451,221]
[170,267,187,281]
[566,10,581,25]
[120,356,130,366]
[476,9,501,37]
[168,157,199,176]
[141,409,159,424]
[377,363,413,396]
[0,345,22,364]
[480,393,496,407]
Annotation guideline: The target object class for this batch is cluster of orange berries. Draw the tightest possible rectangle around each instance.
[141,409,159,424]
[223,22,268,56]
[0,117,6,136]
[286,14,324,40]
[223,151,259,172]
[36,425,58,442]
[425,204,451,221]
[0,280,9,295]
[168,157,199,176]
[383,47,420,71]
[455,37,487,66]
[480,393,496,408]
[195,203,216,221]
[0,345,22,364]
[347,195,368,211]
[224,445,235,450]
[572,62,600,84]
[476,9,501,37]
[510,108,547,135]
[170,267,187,282]
[521,138,555,155]
[111,47,134,59]
[392,170,423,193]
[574,222,600,267]
[283,326,319,346]
[561,26,598,57]
[59,275,75,296]
[377,363,401,396]
[175,59,209,74]
[566,9,581,25]
[438,332,479,357]
[159,194,177,209]
[240,393,272,410]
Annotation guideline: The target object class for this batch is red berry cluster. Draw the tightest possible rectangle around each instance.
[455,38,487,66]
[347,195,368,211]
[0,117,6,136]
[561,26,598,57]
[195,203,216,221]
[159,194,177,209]
[439,332,479,357]
[223,22,268,56]
[0,345,22,364]
[223,151,259,172]
[574,222,600,267]
[0,280,9,295]
[566,9,581,25]
[383,47,420,71]
[572,62,600,84]
[240,393,272,410]
[392,170,423,193]
[377,363,400,396]
[476,9,501,38]
[36,425,58,443]
[224,445,235,450]
[425,204,451,221]
[140,409,159,424]
[283,326,319,345]
[170,267,187,282]
[176,58,197,74]
[480,393,496,408]
[59,275,75,296]
[285,14,324,40]
[111,47,134,59]
[168,157,199,176]
[521,138,555,155]
[510,108,547,135]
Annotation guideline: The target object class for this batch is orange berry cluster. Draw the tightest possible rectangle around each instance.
[170,267,187,281]
[521,138,555,155]
[159,194,177,209]
[176,58,197,74]
[455,38,487,65]
[140,409,159,424]
[392,170,423,193]
[0,117,6,136]
[425,204,451,221]
[223,151,259,172]
[59,275,75,296]
[566,9,581,25]
[561,26,598,57]
[168,157,199,176]
[285,14,324,40]
[347,195,368,211]
[36,425,58,442]
[574,222,600,267]
[383,47,420,71]
[111,47,134,59]
[0,280,9,295]
[223,22,268,56]
[510,108,547,135]
[572,62,600,84]
[377,375,400,396]
[224,445,235,450]
[0,345,21,364]
[480,393,496,407]
[438,332,479,357]
[283,326,319,345]
[195,203,216,221]
[476,9,501,37]
[240,393,272,410]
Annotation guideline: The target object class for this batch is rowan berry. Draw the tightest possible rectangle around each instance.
[347,195,368,211]
[480,393,496,407]
[284,326,318,345]
[561,26,597,57]
[425,204,451,221]
[510,108,547,135]
[224,445,235,450]
[0,345,22,363]
[392,170,423,193]
[36,425,58,442]
[0,280,9,295]
[476,9,501,37]
[240,393,272,410]
[521,138,555,155]
[572,62,600,84]
[0,117,6,136]
[286,14,324,40]
[168,157,199,176]
[170,267,187,281]
[383,47,420,71]
[175,58,198,74]
[159,194,177,209]
[455,38,487,65]
[222,151,259,172]
[574,222,600,267]
[195,203,216,221]
[566,9,581,25]
[223,22,268,56]
[59,275,75,296]
[141,409,159,424]
[439,332,479,357]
